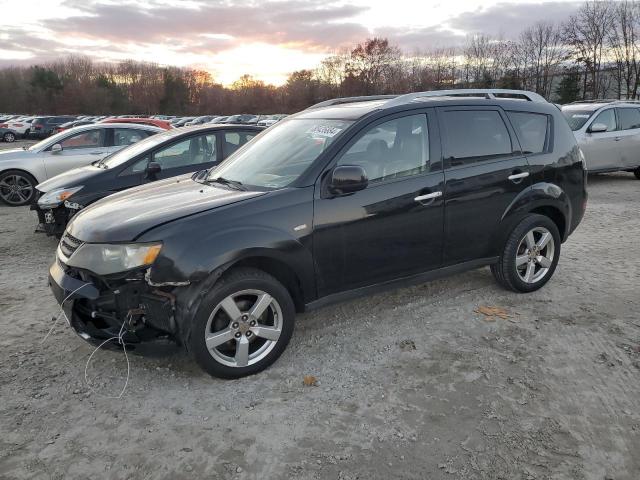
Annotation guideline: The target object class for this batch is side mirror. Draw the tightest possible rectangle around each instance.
[146,161,162,179]
[51,143,63,153]
[329,165,368,195]
[589,123,608,133]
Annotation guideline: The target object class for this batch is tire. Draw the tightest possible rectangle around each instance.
[0,169,38,206]
[190,267,295,379]
[491,214,561,293]
[634,167,640,180]
[3,132,16,143]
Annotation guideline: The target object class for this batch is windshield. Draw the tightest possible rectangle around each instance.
[207,118,352,189]
[101,130,173,168]
[562,108,596,131]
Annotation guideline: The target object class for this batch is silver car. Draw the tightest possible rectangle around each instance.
[562,100,640,179]
[0,123,163,206]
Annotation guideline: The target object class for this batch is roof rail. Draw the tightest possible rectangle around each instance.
[306,95,397,110]
[568,98,640,105]
[384,89,547,108]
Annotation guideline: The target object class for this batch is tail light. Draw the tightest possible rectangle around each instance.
[0,123,7,128]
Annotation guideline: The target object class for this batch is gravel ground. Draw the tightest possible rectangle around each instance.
[0,150,639,479]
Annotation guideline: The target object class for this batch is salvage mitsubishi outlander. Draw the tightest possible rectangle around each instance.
[49,89,588,378]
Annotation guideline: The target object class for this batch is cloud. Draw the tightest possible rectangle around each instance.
[51,0,370,52]
[447,1,582,38]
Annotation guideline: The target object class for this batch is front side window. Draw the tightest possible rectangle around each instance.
[441,110,512,166]
[590,109,616,132]
[507,111,550,154]
[153,134,216,169]
[113,128,148,147]
[616,108,640,130]
[337,114,429,182]
[58,129,105,150]
[208,118,352,189]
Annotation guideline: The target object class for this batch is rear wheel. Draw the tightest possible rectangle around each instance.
[491,214,561,293]
[634,166,640,180]
[190,268,295,379]
[0,170,37,206]
[3,132,16,143]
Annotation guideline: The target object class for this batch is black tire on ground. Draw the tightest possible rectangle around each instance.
[3,132,16,143]
[189,267,296,379]
[0,169,38,206]
[634,167,640,180]
[491,214,561,293]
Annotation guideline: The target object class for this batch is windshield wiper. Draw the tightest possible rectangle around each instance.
[207,176,247,191]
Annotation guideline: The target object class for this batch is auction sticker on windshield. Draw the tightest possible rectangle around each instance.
[306,125,344,138]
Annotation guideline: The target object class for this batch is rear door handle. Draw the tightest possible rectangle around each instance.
[508,172,530,182]
[614,137,621,141]
[414,191,442,202]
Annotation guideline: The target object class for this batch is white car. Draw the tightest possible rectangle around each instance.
[562,100,640,178]
[0,123,163,206]
[4,117,35,138]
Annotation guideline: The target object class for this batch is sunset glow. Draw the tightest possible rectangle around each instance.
[0,0,582,85]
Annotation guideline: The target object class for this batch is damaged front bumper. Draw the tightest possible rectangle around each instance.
[48,258,180,345]
[32,203,80,237]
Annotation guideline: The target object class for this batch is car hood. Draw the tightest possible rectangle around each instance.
[36,165,101,192]
[67,175,266,242]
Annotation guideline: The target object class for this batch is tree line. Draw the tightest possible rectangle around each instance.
[1,0,639,115]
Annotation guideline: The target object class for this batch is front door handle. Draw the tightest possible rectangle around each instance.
[415,191,442,202]
[508,171,530,182]
[614,137,621,141]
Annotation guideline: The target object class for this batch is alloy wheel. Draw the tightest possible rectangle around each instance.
[4,132,16,142]
[204,289,283,368]
[515,226,555,284]
[0,174,34,205]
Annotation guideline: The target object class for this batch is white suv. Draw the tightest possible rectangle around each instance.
[562,100,640,179]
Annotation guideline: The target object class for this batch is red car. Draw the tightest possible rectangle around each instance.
[100,118,173,130]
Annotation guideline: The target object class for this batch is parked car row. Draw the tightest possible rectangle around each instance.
[31,89,587,380]
[0,113,287,143]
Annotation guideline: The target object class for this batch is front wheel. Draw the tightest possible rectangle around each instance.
[3,132,16,143]
[634,166,640,180]
[190,267,295,379]
[0,170,38,206]
[491,214,561,293]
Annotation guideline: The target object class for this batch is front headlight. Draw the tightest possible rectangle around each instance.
[65,242,162,275]
[38,186,84,209]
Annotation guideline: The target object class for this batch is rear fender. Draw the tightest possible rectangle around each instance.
[492,182,571,252]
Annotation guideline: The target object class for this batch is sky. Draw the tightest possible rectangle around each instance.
[0,0,582,86]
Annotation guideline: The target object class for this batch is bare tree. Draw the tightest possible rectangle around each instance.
[564,1,616,99]
[609,0,640,98]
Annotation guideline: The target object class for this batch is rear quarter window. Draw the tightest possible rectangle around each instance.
[507,111,550,154]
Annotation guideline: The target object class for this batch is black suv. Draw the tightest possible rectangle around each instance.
[48,89,587,378]
[30,116,77,138]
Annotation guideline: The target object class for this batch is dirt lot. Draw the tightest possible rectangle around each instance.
[0,153,638,479]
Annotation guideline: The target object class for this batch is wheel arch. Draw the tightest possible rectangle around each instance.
[495,182,572,250]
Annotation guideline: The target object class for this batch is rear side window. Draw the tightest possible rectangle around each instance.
[441,110,512,166]
[222,131,257,157]
[112,128,148,147]
[617,108,640,130]
[507,111,550,154]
